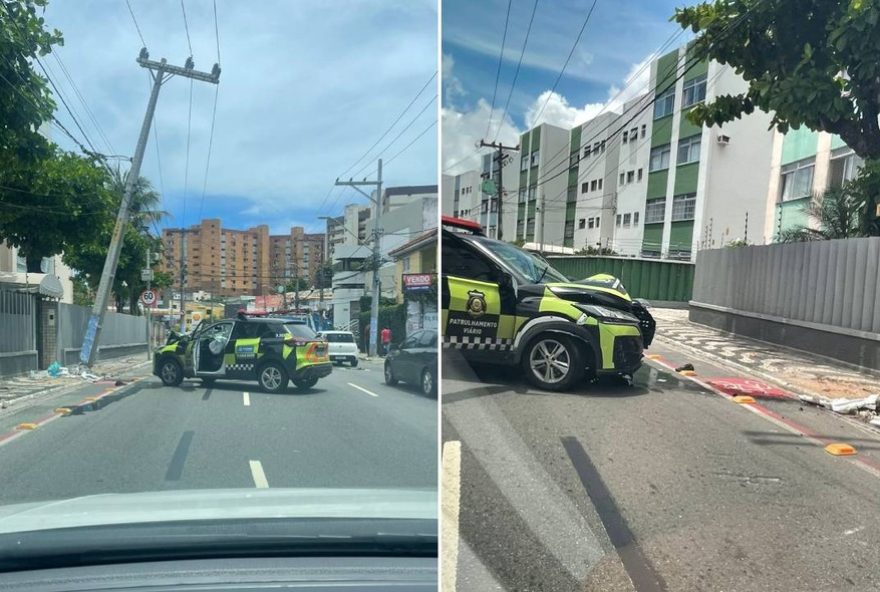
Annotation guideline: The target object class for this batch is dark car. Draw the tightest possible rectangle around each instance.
[384,329,438,397]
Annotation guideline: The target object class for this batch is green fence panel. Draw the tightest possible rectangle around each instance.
[546,256,695,302]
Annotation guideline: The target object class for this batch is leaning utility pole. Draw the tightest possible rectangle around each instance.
[479,140,519,241]
[80,50,220,367]
[335,159,382,357]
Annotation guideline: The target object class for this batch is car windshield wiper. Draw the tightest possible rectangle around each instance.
[534,265,550,284]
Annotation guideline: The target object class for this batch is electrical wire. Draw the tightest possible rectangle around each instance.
[484,0,513,138]
[493,0,540,142]
[198,85,220,222]
[383,120,437,167]
[529,0,600,126]
[212,0,221,63]
[180,0,193,56]
[125,0,147,47]
[51,52,115,155]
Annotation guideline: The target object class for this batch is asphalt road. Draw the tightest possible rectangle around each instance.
[442,343,880,592]
[0,356,437,506]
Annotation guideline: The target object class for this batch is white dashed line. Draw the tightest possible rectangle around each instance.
[243,392,250,406]
[249,460,269,488]
[442,441,461,592]
[347,382,379,397]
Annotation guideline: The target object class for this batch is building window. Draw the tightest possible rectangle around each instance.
[588,218,595,229]
[654,85,675,118]
[579,218,586,229]
[591,180,598,191]
[645,197,666,223]
[682,74,707,107]
[570,152,580,168]
[600,140,606,153]
[530,150,540,167]
[521,156,529,171]
[519,187,527,203]
[630,128,638,141]
[650,144,671,171]
[627,170,635,183]
[528,185,537,201]
[641,124,646,138]
[581,182,589,194]
[828,147,863,189]
[677,134,702,165]
[633,211,640,226]
[672,193,697,221]
[623,213,631,227]
[620,172,625,185]
[637,168,643,181]
[616,214,622,227]
[623,131,629,143]
[596,216,600,226]
[780,159,815,201]
[598,178,603,190]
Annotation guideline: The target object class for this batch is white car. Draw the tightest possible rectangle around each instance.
[318,331,359,367]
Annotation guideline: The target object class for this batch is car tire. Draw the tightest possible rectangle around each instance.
[350,357,358,368]
[258,362,288,393]
[292,375,319,390]
[421,367,436,397]
[384,362,398,386]
[159,358,184,387]
[521,334,585,392]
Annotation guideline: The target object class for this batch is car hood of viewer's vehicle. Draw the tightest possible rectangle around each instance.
[0,488,437,535]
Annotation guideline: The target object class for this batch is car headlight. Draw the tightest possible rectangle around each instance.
[574,304,640,324]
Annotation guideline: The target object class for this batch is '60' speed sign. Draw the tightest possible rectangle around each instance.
[140,290,157,307]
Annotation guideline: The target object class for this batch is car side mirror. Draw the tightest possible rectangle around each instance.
[498,271,513,290]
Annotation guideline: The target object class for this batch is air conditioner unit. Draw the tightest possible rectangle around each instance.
[716,134,730,145]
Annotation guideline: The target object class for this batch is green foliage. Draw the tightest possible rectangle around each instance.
[359,303,406,349]
[776,185,867,243]
[673,0,880,160]
[283,277,309,292]
[72,274,92,307]
[575,245,618,256]
[725,238,750,248]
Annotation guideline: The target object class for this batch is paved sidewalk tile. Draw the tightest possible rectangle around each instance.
[651,308,879,401]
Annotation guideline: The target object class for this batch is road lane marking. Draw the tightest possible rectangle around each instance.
[243,392,251,406]
[347,382,379,397]
[165,431,194,481]
[563,436,667,592]
[441,440,461,592]
[249,460,269,488]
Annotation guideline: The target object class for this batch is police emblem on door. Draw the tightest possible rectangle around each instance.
[466,290,486,317]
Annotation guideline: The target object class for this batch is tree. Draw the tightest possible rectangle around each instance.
[284,277,309,292]
[673,0,880,232]
[777,185,867,242]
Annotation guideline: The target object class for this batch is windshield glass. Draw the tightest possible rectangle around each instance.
[477,240,569,284]
[284,322,318,340]
[323,332,355,343]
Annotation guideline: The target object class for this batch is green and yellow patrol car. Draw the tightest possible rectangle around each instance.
[153,312,332,393]
[441,217,655,391]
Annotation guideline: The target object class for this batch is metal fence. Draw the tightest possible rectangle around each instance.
[58,303,149,365]
[0,290,37,375]
[547,256,695,303]
[692,238,880,334]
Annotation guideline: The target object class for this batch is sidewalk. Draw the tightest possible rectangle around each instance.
[651,308,879,402]
[0,354,152,405]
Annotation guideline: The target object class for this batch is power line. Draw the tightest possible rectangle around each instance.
[494,0,540,142]
[198,85,220,222]
[212,0,221,63]
[351,94,437,179]
[385,119,437,166]
[530,0,600,126]
[180,0,193,56]
[124,0,147,47]
[485,0,513,138]
[50,52,115,155]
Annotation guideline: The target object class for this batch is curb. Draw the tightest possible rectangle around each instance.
[0,359,152,418]
[652,335,880,432]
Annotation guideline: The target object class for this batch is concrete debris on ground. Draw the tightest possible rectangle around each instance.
[651,308,880,428]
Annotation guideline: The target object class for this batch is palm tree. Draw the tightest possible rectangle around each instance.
[108,166,168,234]
[777,185,867,243]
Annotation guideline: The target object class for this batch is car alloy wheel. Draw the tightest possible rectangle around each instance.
[259,363,287,393]
[160,360,182,386]
[384,362,398,385]
[529,338,571,384]
[421,368,435,396]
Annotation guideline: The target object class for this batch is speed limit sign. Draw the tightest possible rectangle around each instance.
[140,290,157,307]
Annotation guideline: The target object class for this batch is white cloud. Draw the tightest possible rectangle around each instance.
[444,52,658,175]
[442,53,465,106]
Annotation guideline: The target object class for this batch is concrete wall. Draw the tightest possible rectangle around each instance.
[691,239,880,368]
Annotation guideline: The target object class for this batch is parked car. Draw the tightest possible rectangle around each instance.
[153,313,332,392]
[318,330,359,367]
[384,329,437,397]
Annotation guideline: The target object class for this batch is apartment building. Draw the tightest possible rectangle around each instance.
[512,123,570,245]
[0,242,73,302]
[325,203,371,259]
[162,219,325,297]
[441,171,480,219]
[765,128,864,240]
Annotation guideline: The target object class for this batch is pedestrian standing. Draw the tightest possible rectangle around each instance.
[381,326,392,356]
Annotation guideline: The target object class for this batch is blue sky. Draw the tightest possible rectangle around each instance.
[42,0,437,235]
[442,0,690,174]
